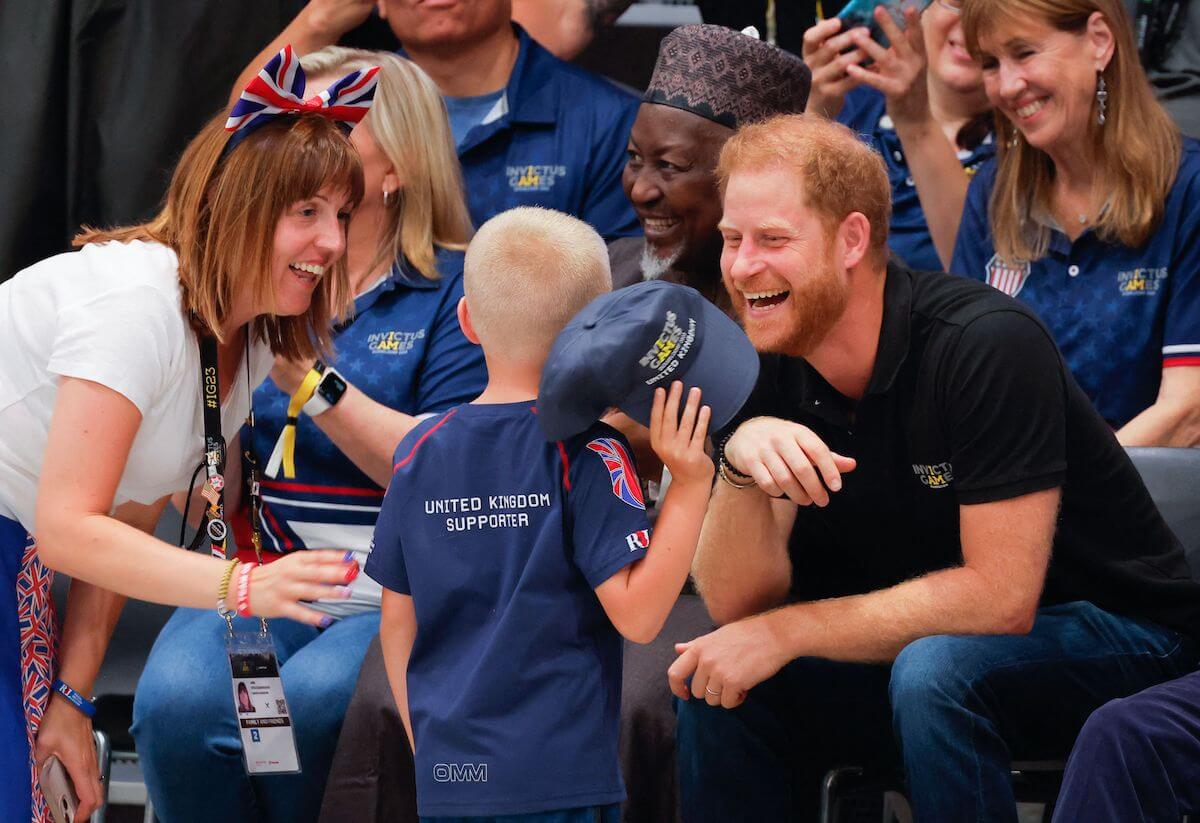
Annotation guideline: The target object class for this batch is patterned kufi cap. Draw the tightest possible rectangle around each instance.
[644,25,811,129]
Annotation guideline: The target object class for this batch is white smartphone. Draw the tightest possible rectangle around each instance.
[39,755,79,823]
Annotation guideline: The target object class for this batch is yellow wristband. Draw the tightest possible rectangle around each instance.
[217,558,242,615]
[265,366,323,479]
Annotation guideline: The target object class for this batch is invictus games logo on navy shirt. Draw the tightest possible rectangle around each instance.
[1117,267,1168,296]
[639,311,696,387]
[586,438,645,510]
[368,328,425,355]
[912,462,954,489]
[506,164,567,193]
[984,254,1031,298]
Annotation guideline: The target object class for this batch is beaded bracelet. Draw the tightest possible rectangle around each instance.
[715,432,756,489]
[235,562,258,617]
[216,558,241,616]
[51,678,96,719]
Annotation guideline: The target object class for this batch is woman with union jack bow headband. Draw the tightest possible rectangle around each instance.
[132,47,485,823]
[0,47,375,822]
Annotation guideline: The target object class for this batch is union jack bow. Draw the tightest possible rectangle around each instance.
[225,45,379,145]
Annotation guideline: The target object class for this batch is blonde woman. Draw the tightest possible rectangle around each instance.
[0,74,367,820]
[132,49,484,823]
[953,0,1200,446]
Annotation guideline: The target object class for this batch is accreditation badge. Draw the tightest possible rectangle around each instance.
[227,631,301,774]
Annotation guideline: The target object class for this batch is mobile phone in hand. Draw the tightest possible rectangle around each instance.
[837,0,933,48]
[39,755,79,823]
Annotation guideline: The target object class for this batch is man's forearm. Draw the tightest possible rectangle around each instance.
[766,563,1036,664]
[692,483,792,625]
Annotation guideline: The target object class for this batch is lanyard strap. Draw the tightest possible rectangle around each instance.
[195,336,230,558]
[194,333,269,633]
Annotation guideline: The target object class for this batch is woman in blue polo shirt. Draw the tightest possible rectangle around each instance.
[132,49,487,823]
[953,0,1200,445]
[803,0,993,270]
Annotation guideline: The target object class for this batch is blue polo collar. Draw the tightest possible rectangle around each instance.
[342,256,439,327]
[503,25,559,126]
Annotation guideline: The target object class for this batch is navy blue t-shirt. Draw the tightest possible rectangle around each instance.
[414,25,639,240]
[839,86,995,271]
[950,139,1200,427]
[366,401,651,817]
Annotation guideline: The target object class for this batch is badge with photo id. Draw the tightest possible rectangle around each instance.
[227,632,301,774]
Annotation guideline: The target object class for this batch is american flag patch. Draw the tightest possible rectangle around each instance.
[984,254,1031,298]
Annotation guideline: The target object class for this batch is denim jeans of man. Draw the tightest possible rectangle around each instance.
[132,607,380,823]
[676,601,1198,822]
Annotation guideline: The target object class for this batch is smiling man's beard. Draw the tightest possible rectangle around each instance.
[640,243,682,281]
[732,244,850,358]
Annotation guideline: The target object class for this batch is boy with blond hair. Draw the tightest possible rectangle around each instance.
[365,207,714,821]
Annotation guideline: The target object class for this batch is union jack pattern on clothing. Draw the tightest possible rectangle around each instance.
[225,44,379,139]
[586,437,646,510]
[18,532,57,823]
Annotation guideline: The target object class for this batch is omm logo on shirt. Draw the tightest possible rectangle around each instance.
[912,462,954,489]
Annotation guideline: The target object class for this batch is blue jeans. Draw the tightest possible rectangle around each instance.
[132,607,379,823]
[1053,668,1200,822]
[676,601,1198,822]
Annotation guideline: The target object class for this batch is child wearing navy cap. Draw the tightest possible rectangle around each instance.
[365,207,714,822]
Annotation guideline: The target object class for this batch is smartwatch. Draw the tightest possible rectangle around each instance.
[302,363,348,417]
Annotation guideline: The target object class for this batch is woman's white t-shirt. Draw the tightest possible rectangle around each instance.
[0,240,274,530]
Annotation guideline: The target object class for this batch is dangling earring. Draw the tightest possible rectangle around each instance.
[1008,130,1020,149]
[382,188,397,208]
[1096,73,1108,126]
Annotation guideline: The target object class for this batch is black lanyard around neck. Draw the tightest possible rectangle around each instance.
[187,334,265,564]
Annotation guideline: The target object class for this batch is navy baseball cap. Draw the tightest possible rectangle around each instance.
[537,280,760,441]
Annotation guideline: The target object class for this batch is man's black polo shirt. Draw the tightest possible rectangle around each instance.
[731,263,1200,639]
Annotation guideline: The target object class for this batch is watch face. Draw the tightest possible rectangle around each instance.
[319,372,348,406]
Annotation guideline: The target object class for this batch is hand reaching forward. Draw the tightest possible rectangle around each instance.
[724,417,856,506]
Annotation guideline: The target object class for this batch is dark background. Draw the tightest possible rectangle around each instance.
[0,0,816,284]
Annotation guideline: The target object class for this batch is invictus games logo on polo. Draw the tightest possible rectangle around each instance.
[1118,267,1168,296]
[912,462,954,490]
[984,255,1031,298]
[433,763,488,783]
[639,311,696,387]
[507,164,567,193]
[368,328,425,355]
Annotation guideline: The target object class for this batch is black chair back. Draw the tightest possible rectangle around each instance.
[1126,447,1200,580]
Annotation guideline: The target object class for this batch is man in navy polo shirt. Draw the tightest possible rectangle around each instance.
[236,0,638,238]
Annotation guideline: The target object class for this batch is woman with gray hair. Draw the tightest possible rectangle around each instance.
[131,48,486,823]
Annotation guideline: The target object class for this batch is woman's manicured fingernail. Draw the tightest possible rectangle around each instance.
[345,564,359,582]
[319,616,334,628]
[343,550,355,562]
[335,585,353,599]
